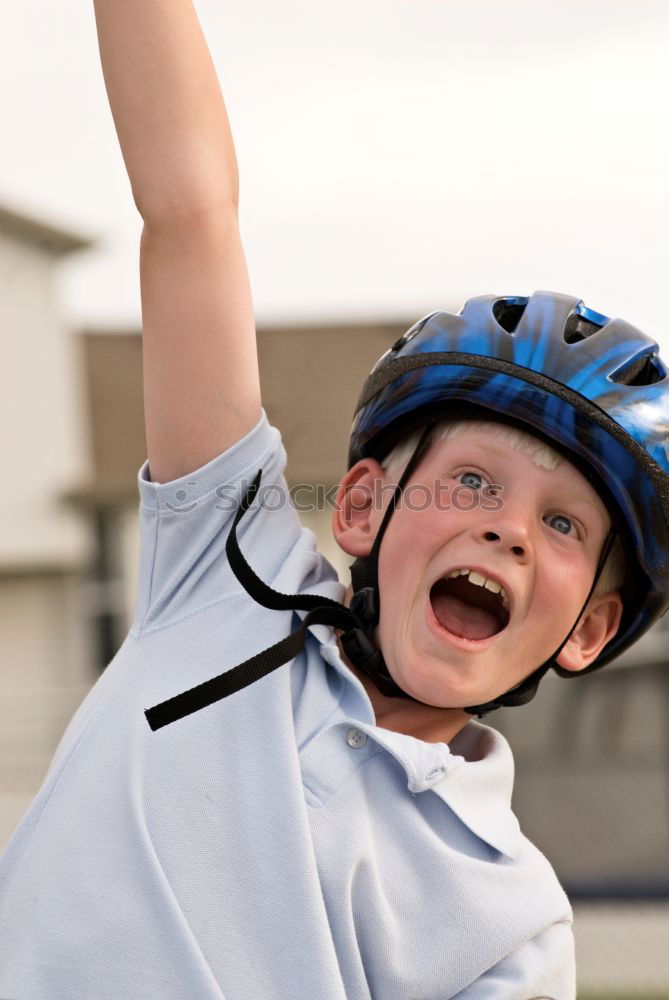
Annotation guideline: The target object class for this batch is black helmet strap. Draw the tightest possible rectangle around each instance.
[349,423,437,601]
[342,424,437,695]
[145,470,365,731]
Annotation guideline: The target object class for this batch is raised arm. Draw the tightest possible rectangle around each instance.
[93,0,261,483]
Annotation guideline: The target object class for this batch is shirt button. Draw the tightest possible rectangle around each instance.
[346,727,368,749]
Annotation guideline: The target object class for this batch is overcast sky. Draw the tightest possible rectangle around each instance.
[1,1,668,347]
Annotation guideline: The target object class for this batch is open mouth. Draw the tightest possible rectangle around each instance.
[429,572,511,642]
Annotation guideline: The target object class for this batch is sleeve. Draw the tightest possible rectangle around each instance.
[130,410,329,634]
[452,920,576,1000]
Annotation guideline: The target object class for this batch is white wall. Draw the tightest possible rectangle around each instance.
[0,228,91,567]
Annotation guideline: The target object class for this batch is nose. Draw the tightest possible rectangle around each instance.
[475,516,532,561]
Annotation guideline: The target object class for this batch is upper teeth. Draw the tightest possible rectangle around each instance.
[447,568,509,610]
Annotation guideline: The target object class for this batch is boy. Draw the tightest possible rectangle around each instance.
[1,2,668,998]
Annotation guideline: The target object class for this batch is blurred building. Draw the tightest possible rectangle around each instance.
[2,201,668,995]
[0,204,96,845]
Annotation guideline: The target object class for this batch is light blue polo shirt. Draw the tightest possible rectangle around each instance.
[0,412,576,999]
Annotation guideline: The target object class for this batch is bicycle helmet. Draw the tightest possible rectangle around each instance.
[346,290,669,713]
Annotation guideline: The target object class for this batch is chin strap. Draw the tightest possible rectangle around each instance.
[463,522,616,717]
[342,424,437,693]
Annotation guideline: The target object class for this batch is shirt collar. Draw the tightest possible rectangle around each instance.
[431,721,521,860]
[317,633,521,860]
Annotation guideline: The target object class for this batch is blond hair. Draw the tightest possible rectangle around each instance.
[382,419,626,599]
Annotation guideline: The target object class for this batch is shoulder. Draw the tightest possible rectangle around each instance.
[132,410,343,633]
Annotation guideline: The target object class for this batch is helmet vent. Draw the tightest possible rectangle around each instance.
[564,303,609,344]
[391,315,431,352]
[610,353,668,386]
[492,296,529,333]
[564,314,603,343]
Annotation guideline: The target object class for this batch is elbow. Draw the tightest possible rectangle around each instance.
[134,164,240,228]
[138,190,241,231]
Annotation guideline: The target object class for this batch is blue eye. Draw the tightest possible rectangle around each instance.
[548,514,575,536]
[458,471,486,490]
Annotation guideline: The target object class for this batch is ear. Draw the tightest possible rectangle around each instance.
[555,591,624,672]
[331,458,389,558]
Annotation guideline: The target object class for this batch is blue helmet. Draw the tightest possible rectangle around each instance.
[349,290,669,677]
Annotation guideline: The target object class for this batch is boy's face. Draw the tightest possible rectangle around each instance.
[333,424,623,713]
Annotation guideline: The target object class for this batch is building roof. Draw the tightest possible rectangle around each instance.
[64,322,407,505]
[0,202,93,255]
